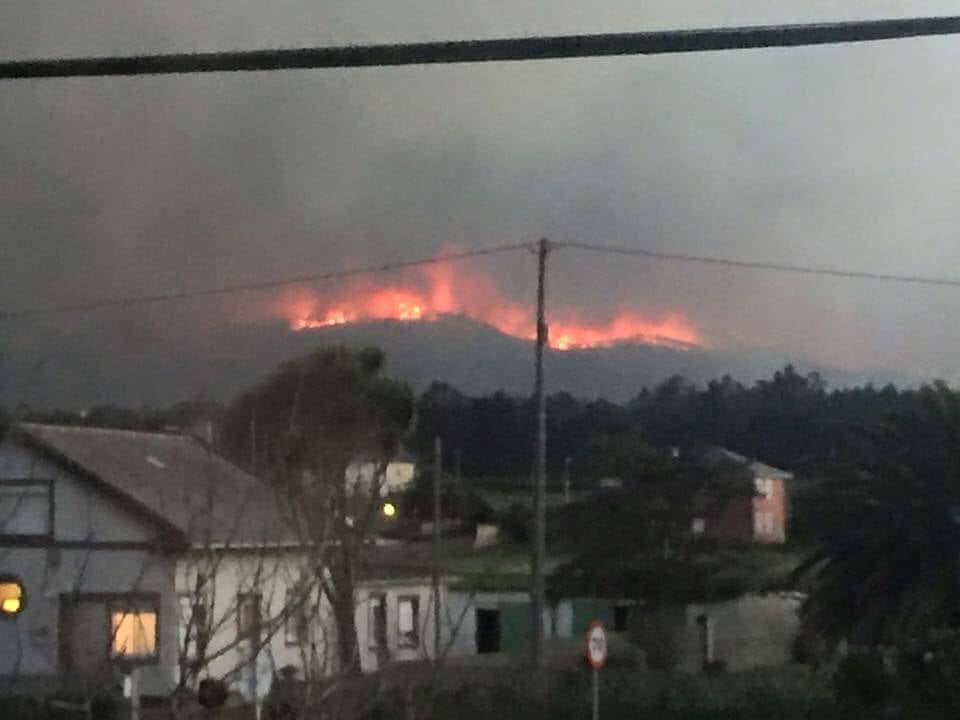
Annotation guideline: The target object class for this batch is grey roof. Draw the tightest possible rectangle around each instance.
[475,490,586,514]
[15,423,297,547]
[706,447,793,480]
[355,542,468,585]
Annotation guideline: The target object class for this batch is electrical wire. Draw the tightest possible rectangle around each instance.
[558,240,960,289]
[1,16,960,79]
[0,241,533,321]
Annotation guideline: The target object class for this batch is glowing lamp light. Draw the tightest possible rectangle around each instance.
[382,502,397,519]
[0,580,24,618]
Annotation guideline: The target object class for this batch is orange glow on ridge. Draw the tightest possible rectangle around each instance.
[278,262,701,351]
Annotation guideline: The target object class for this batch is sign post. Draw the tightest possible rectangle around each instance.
[585,622,607,720]
[122,666,141,720]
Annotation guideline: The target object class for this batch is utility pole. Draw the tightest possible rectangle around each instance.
[432,436,443,661]
[531,238,550,679]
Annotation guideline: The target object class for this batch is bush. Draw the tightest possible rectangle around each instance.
[89,694,119,720]
[631,614,682,671]
[833,651,893,710]
[498,504,531,544]
[197,678,229,710]
[0,696,44,720]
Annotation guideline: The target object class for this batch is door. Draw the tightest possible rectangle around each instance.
[475,608,501,654]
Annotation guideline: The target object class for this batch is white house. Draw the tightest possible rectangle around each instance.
[0,424,454,700]
[344,449,416,497]
[353,570,453,672]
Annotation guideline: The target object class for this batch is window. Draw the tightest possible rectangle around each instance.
[691,517,706,535]
[397,596,419,648]
[0,482,51,537]
[110,604,159,660]
[754,510,774,535]
[368,593,387,649]
[237,593,261,641]
[284,585,313,647]
[179,592,210,655]
[754,477,773,499]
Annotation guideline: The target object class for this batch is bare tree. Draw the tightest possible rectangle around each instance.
[222,347,414,675]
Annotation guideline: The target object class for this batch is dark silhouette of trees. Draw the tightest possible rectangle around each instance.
[799,382,960,645]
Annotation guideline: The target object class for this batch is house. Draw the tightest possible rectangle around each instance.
[0,424,456,700]
[634,592,805,673]
[693,448,791,544]
[344,448,416,497]
[446,592,633,657]
[352,558,456,673]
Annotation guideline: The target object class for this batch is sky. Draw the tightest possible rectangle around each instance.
[3,1,960,407]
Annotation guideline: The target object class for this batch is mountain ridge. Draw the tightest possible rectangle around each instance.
[0,316,912,410]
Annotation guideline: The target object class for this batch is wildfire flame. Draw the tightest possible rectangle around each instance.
[278,263,700,351]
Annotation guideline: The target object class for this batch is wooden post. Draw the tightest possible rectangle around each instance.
[432,436,443,660]
[531,237,550,679]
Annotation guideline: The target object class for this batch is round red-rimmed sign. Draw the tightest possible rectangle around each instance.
[585,621,607,670]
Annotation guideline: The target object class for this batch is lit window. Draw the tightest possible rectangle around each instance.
[0,578,24,617]
[691,518,706,535]
[397,596,419,648]
[111,608,158,659]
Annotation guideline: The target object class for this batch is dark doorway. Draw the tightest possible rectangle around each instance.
[614,603,632,633]
[475,608,501,654]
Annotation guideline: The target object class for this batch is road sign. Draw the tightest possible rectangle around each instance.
[585,621,607,670]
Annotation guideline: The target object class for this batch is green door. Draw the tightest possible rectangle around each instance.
[499,601,533,653]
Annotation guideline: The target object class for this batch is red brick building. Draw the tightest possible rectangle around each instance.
[693,449,791,544]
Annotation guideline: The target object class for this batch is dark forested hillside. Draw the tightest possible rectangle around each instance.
[409,365,913,481]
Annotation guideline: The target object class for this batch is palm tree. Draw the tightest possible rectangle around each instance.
[799,382,960,646]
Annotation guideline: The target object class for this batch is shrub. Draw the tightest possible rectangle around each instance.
[0,696,44,720]
[197,678,228,710]
[833,651,893,711]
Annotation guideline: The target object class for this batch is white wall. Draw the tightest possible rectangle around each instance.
[2,548,178,695]
[354,579,455,672]
[663,593,804,673]
[175,548,336,699]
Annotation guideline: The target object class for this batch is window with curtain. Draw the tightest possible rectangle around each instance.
[110,602,159,660]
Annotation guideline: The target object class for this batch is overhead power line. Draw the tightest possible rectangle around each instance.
[0,242,531,321]
[2,16,960,79]
[7,238,960,323]
[560,241,960,289]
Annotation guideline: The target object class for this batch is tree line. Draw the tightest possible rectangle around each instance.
[409,365,908,482]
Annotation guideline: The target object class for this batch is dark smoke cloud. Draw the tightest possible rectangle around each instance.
[3,1,960,408]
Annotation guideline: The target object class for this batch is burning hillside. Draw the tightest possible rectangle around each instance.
[275,263,700,351]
